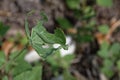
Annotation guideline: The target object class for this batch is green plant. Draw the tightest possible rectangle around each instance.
[98,24,109,34]
[0,21,10,46]
[46,51,76,80]
[57,0,120,79]
[0,22,9,37]
[25,18,67,58]
[98,41,120,78]
[0,50,42,80]
[0,12,67,80]
[56,1,96,43]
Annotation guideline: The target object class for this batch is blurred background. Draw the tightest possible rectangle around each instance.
[0,0,120,80]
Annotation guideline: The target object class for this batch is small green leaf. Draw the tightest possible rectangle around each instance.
[56,17,72,29]
[46,51,61,70]
[110,43,120,55]
[54,28,66,45]
[40,12,48,22]
[102,59,113,78]
[0,22,9,37]
[13,65,42,80]
[2,76,8,80]
[25,19,31,39]
[66,0,80,9]
[117,60,120,70]
[12,60,32,76]
[101,67,113,78]
[63,70,76,80]
[13,71,31,80]
[62,54,75,68]
[77,34,93,43]
[12,50,32,76]
[97,0,113,7]
[32,21,66,45]
[98,25,109,34]
[0,51,5,68]
[98,50,109,58]
[103,59,113,67]
[0,41,2,46]
[82,7,95,20]
[30,66,42,80]
[20,36,28,45]
[98,41,110,58]
[100,41,110,50]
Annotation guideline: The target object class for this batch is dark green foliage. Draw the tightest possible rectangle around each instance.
[0,22,9,37]
[56,18,73,29]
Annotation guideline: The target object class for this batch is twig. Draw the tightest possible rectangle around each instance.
[105,20,120,42]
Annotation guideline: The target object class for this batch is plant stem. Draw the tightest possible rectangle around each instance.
[13,43,28,60]
[0,43,29,71]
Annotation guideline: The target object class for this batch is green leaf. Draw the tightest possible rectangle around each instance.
[98,41,110,58]
[2,76,8,80]
[54,28,66,45]
[0,40,2,46]
[100,41,110,50]
[97,0,113,7]
[103,59,113,67]
[5,61,14,73]
[13,66,42,80]
[110,43,120,55]
[20,37,28,45]
[89,20,96,27]
[98,49,109,58]
[117,60,120,70]
[62,54,75,68]
[82,7,95,20]
[25,18,67,58]
[32,43,56,58]
[102,59,113,78]
[101,66,113,78]
[0,22,9,37]
[32,22,66,45]
[13,71,31,80]
[63,70,76,80]
[30,66,42,80]
[77,34,93,43]
[12,50,32,76]
[56,18,73,29]
[98,25,109,34]
[66,0,80,9]
[0,51,5,68]
[25,19,31,39]
[12,60,32,76]
[40,12,48,22]
[46,51,61,70]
